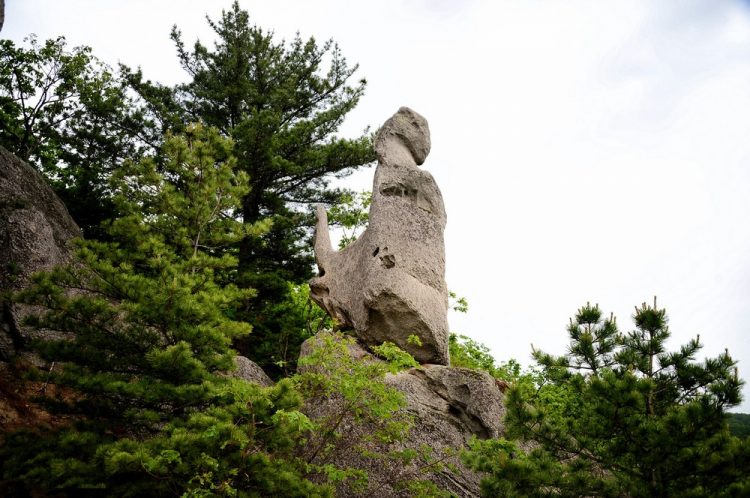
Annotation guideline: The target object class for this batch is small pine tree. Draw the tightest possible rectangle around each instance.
[465,299,750,498]
[1,125,328,496]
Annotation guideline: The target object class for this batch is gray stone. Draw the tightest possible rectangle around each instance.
[232,356,274,387]
[297,331,505,497]
[379,366,505,496]
[310,107,449,365]
[386,365,505,441]
[0,146,81,360]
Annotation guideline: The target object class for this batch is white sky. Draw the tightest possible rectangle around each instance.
[6,0,750,411]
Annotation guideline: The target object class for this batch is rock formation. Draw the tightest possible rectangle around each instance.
[0,146,81,361]
[232,355,274,387]
[310,107,450,365]
[298,331,505,497]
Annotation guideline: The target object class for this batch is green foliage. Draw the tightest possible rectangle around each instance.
[1,126,332,496]
[294,333,408,491]
[3,379,328,497]
[327,190,371,249]
[728,412,750,439]
[465,299,750,498]
[0,35,153,236]
[294,333,450,495]
[448,291,469,314]
[295,333,409,439]
[371,341,421,373]
[407,334,423,347]
[449,334,535,386]
[449,334,498,375]
[239,282,333,378]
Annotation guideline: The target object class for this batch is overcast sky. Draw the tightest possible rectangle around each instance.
[6,0,750,410]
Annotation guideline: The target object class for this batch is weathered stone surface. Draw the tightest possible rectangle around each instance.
[385,366,505,441]
[379,366,505,496]
[0,146,81,360]
[298,331,505,497]
[231,355,274,387]
[310,107,449,365]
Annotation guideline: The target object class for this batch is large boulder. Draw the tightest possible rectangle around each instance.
[298,332,504,497]
[0,146,81,360]
[310,108,449,365]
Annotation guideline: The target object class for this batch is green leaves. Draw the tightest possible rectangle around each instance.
[0,35,156,236]
[533,302,619,375]
[327,190,371,249]
[371,341,420,373]
[1,124,329,495]
[146,342,209,384]
[110,123,251,259]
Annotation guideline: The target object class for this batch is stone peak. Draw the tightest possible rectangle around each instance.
[374,107,431,166]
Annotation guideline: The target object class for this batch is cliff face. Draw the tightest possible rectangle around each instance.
[0,146,81,361]
[0,146,82,430]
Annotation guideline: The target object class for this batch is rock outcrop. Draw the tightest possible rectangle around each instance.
[310,107,450,365]
[0,146,81,360]
[232,355,274,387]
[298,331,505,497]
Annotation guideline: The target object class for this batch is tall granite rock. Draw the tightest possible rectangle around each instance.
[310,107,449,365]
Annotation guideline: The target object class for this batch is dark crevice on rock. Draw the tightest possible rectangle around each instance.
[0,301,24,360]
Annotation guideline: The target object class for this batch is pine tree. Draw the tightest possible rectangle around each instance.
[121,2,375,372]
[465,299,750,498]
[0,125,327,496]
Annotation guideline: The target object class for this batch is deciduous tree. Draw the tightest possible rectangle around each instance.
[0,36,155,237]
